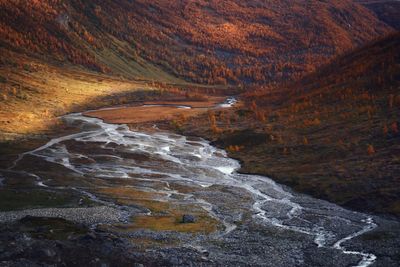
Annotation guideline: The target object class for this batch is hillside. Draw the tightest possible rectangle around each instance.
[0,0,391,86]
[0,0,392,140]
[0,0,397,211]
[357,0,400,29]
[178,33,400,218]
[0,3,399,265]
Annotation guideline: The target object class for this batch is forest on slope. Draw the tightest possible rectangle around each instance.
[0,0,392,86]
[0,2,400,265]
[178,33,400,217]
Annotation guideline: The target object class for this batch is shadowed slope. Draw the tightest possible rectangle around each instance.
[180,33,400,218]
[357,0,400,29]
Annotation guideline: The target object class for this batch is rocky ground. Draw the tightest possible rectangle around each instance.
[0,98,399,266]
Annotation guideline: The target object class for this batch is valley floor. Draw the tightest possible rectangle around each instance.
[0,81,399,265]
[178,103,400,221]
[0,99,399,266]
[83,93,400,221]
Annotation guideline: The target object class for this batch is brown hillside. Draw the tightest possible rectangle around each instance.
[180,33,400,218]
[0,0,392,85]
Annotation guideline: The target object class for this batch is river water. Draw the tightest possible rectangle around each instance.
[6,109,386,266]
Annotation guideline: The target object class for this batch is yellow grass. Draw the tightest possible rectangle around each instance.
[97,187,169,212]
[97,186,218,233]
[0,54,153,139]
[131,211,218,233]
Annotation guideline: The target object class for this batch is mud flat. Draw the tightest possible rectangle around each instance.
[84,96,228,126]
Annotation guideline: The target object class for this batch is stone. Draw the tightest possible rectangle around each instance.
[182,214,196,223]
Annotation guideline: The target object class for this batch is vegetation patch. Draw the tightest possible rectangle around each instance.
[178,33,400,218]
[96,186,218,233]
[130,211,218,234]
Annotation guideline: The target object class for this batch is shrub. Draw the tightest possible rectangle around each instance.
[367,144,375,155]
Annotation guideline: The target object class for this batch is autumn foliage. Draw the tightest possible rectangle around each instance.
[0,0,391,86]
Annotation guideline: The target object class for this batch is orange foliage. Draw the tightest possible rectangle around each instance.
[0,0,390,85]
[227,145,243,152]
[303,137,309,145]
[208,111,222,134]
[367,144,375,155]
[383,124,389,137]
[303,118,321,127]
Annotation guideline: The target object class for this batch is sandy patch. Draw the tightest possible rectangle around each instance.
[84,97,225,125]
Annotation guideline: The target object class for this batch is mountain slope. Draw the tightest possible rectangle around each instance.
[0,0,391,85]
[180,33,400,218]
[249,33,400,217]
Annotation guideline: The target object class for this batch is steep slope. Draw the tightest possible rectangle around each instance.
[249,33,400,217]
[0,0,391,85]
[281,33,399,103]
[180,33,400,218]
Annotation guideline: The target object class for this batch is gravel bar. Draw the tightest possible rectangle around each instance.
[0,206,125,225]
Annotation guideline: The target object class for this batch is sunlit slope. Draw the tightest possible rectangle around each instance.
[0,0,391,85]
[0,48,160,139]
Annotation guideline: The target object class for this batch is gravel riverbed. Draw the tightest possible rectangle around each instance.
[0,206,125,225]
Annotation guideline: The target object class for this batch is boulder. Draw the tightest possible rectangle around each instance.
[181,214,195,223]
